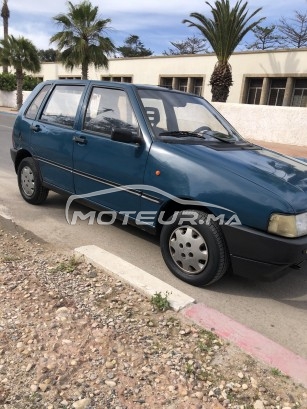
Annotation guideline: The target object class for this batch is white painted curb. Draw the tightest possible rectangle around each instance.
[74,245,195,312]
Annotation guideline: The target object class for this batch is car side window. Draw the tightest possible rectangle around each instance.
[25,84,52,120]
[83,87,139,137]
[40,85,84,128]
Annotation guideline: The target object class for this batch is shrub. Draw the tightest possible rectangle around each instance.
[23,75,42,91]
[0,73,42,91]
[0,73,16,91]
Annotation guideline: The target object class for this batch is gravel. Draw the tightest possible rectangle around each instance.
[0,217,306,409]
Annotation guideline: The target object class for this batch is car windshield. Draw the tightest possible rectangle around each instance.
[137,88,243,142]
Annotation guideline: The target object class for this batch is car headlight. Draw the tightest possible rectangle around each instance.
[268,213,307,238]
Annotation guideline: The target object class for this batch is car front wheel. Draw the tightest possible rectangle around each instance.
[17,157,49,205]
[160,210,229,286]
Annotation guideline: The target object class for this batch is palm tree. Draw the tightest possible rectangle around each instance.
[1,0,10,73]
[50,0,115,80]
[183,0,264,102]
[0,35,41,109]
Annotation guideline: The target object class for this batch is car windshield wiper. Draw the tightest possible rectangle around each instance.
[202,130,236,143]
[158,131,206,139]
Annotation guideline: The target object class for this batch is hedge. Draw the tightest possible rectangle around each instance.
[0,73,42,91]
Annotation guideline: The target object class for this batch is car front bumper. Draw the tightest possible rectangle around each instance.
[222,224,307,281]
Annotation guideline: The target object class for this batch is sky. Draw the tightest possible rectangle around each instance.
[1,0,307,55]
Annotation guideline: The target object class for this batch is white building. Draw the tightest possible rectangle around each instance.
[37,48,307,107]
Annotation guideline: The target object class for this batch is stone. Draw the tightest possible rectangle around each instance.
[250,377,258,388]
[105,380,117,387]
[72,398,91,409]
[254,400,265,409]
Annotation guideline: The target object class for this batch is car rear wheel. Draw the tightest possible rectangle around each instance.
[160,210,229,286]
[17,157,49,205]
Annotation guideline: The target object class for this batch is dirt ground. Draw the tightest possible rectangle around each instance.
[0,217,306,409]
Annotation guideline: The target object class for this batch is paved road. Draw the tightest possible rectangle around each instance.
[1,111,307,359]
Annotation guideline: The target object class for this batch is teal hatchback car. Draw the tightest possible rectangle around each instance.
[10,80,307,286]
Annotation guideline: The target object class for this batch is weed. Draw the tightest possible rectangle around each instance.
[271,367,282,376]
[185,363,194,375]
[151,291,171,312]
[0,254,19,262]
[197,369,208,381]
[198,329,217,348]
[197,340,210,352]
[53,256,80,273]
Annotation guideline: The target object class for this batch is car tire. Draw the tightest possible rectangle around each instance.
[160,210,229,286]
[17,157,49,205]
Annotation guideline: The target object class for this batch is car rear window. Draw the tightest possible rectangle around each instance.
[25,84,52,120]
[40,85,84,128]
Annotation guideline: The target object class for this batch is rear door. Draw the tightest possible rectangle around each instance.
[29,83,86,193]
[73,85,151,216]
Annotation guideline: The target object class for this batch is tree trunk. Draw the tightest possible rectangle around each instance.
[209,62,233,102]
[2,15,8,73]
[81,61,88,80]
[16,69,24,110]
[1,0,10,73]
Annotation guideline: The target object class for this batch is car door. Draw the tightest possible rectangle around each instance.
[73,85,151,218]
[29,83,86,193]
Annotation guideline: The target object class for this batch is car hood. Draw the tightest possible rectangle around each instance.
[223,147,307,190]
[158,141,307,213]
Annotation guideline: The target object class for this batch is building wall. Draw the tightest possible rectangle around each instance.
[2,49,306,146]
[37,48,307,104]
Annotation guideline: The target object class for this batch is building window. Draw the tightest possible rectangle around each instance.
[101,76,132,83]
[291,79,307,107]
[267,79,286,106]
[160,76,203,95]
[192,77,203,96]
[178,78,188,92]
[58,76,82,80]
[246,78,263,104]
[160,77,173,89]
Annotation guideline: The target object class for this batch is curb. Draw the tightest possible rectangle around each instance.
[0,108,18,115]
[183,303,307,388]
[74,244,307,389]
[74,245,195,312]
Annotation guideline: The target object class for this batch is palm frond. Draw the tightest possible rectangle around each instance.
[50,0,115,78]
[183,0,264,63]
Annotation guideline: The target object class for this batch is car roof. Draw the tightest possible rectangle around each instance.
[41,79,192,95]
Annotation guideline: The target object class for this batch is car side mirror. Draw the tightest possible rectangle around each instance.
[111,128,142,145]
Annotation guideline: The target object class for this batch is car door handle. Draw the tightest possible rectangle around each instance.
[30,124,41,132]
[73,136,87,145]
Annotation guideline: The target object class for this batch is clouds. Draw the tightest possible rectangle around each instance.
[2,0,307,53]
[8,0,208,16]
